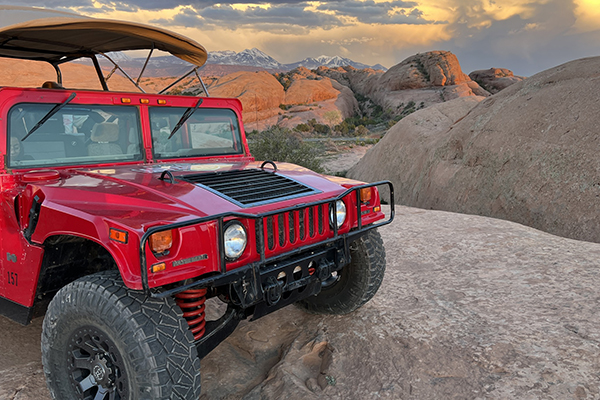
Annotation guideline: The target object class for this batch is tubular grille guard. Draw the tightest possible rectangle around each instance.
[140,181,395,296]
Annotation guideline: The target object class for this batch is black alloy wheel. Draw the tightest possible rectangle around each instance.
[67,326,128,400]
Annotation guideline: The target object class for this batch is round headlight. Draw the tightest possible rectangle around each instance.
[224,222,247,260]
[330,200,347,228]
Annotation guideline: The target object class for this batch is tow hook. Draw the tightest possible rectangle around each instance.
[264,276,284,306]
[316,259,335,281]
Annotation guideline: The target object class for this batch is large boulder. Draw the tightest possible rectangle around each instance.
[207,68,358,130]
[377,51,471,91]
[208,71,286,127]
[316,51,489,117]
[369,51,489,110]
[348,96,485,201]
[284,78,339,105]
[349,56,600,243]
[469,68,526,94]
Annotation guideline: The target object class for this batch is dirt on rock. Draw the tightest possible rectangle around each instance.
[2,205,600,399]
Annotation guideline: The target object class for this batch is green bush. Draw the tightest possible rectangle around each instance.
[248,126,323,172]
[294,123,311,132]
[312,123,330,134]
[355,125,369,136]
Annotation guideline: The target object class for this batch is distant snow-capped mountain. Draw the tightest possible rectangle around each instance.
[283,55,379,70]
[206,49,386,71]
[207,48,282,69]
[100,51,132,62]
[81,48,386,75]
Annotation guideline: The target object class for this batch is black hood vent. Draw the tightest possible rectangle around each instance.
[180,169,319,206]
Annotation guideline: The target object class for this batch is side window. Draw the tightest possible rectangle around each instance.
[8,104,143,168]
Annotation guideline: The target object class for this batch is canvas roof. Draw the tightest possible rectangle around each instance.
[0,9,207,67]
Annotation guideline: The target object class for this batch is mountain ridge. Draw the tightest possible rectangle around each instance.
[94,48,387,76]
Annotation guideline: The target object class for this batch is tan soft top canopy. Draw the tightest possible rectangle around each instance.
[0,16,207,67]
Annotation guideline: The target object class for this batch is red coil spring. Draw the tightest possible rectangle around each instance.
[174,288,207,341]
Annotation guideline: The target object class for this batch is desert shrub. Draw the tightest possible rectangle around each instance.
[294,123,311,132]
[355,125,369,136]
[334,120,351,135]
[312,123,330,134]
[323,110,341,126]
[249,126,323,172]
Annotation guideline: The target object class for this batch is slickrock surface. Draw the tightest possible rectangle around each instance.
[2,206,599,399]
[349,56,600,243]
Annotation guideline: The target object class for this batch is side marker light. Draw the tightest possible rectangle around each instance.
[109,228,128,244]
[151,263,166,273]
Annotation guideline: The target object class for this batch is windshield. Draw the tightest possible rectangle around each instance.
[8,103,142,168]
[149,107,244,159]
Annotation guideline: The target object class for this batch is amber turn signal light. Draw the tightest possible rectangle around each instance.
[157,99,167,105]
[109,228,128,244]
[140,98,149,104]
[360,188,372,203]
[151,262,166,273]
[149,230,173,253]
[121,98,131,104]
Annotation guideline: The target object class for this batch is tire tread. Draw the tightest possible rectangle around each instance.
[42,270,201,400]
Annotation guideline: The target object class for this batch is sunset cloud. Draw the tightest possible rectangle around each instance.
[0,0,598,76]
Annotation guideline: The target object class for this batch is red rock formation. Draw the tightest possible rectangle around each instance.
[208,71,285,126]
[316,51,488,118]
[284,78,338,105]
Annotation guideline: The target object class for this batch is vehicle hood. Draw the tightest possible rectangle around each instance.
[28,161,356,232]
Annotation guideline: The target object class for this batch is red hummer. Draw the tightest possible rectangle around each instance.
[0,9,393,400]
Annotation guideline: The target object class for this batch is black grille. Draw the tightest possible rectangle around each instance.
[180,169,318,206]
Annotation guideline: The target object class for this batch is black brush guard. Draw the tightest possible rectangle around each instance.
[139,181,394,358]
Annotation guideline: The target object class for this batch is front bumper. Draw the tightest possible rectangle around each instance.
[140,181,394,298]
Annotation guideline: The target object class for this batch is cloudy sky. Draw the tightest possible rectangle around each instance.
[6,0,600,76]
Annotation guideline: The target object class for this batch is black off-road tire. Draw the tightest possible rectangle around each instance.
[297,229,386,315]
[41,270,202,400]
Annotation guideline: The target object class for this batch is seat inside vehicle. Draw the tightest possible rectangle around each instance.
[88,122,123,156]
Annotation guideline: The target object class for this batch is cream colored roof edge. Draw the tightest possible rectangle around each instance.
[0,16,207,67]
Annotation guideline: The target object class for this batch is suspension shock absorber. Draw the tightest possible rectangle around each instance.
[174,288,207,340]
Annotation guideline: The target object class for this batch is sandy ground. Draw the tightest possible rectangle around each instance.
[1,203,599,399]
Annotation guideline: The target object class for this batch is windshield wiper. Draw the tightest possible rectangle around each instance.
[168,98,203,140]
[22,92,77,141]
